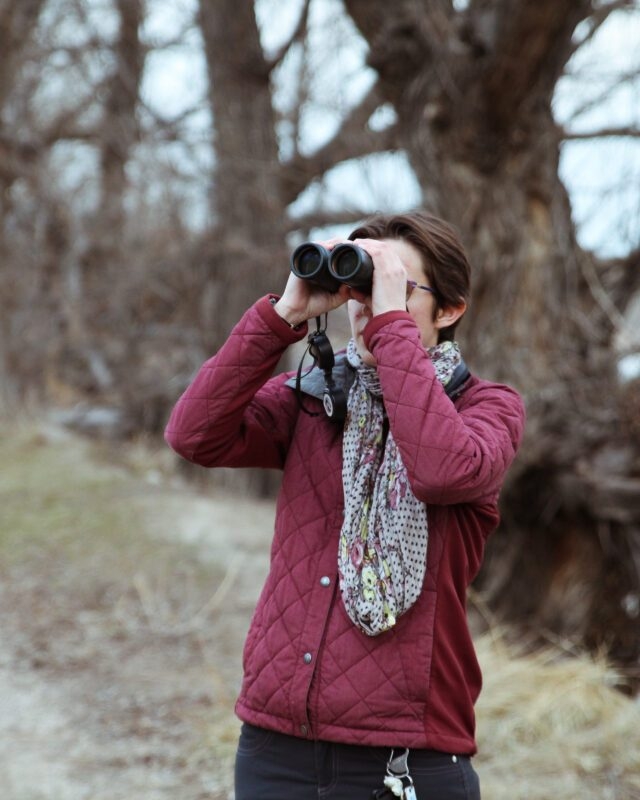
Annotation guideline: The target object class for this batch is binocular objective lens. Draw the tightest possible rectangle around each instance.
[332,249,359,278]
[295,247,322,276]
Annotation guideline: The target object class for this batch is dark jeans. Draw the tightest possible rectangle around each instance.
[234,723,481,800]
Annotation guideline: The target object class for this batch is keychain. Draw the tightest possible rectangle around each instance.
[370,749,418,800]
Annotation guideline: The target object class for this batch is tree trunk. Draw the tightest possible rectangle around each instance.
[197,0,292,493]
[0,0,46,405]
[198,0,288,345]
[98,0,144,239]
[65,0,145,396]
[345,0,640,677]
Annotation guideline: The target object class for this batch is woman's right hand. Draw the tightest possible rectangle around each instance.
[274,239,350,326]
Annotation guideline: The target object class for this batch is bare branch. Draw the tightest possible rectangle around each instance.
[39,38,110,58]
[580,254,627,334]
[285,209,373,234]
[600,246,640,316]
[563,125,640,140]
[562,65,640,124]
[342,0,402,46]
[139,13,196,51]
[138,99,209,141]
[265,0,312,73]
[568,0,636,56]
[281,84,399,205]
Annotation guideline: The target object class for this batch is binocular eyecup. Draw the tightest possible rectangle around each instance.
[290,242,373,293]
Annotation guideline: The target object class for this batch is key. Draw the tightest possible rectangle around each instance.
[403,780,417,800]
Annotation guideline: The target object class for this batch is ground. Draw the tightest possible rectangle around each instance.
[0,422,273,800]
[1,421,638,800]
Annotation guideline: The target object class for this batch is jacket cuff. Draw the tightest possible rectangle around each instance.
[255,295,309,342]
[362,310,414,349]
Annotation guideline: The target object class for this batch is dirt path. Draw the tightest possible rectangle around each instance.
[0,430,274,800]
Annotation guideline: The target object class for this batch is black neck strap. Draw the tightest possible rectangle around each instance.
[294,316,347,421]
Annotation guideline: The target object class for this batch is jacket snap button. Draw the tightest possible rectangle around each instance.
[303,652,312,664]
[320,576,331,587]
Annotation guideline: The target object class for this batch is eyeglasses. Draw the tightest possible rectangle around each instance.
[406,280,436,301]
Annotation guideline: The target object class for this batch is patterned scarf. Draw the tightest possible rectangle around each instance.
[338,337,462,636]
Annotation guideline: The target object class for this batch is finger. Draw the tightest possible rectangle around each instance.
[317,236,347,251]
[348,287,370,305]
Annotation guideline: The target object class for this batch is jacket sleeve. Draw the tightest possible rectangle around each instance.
[164,296,306,469]
[364,312,526,506]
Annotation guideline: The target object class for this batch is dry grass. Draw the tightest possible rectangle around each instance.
[475,631,640,799]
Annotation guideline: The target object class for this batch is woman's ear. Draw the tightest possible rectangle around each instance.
[434,302,467,331]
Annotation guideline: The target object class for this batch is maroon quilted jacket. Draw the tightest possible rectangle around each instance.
[165,296,525,754]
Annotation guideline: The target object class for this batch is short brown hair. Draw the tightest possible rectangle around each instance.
[349,210,471,342]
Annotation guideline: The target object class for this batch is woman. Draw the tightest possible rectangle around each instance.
[165,211,525,799]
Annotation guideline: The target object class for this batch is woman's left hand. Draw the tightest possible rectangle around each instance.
[349,239,408,316]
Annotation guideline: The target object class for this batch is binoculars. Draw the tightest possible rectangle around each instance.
[290,242,373,293]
